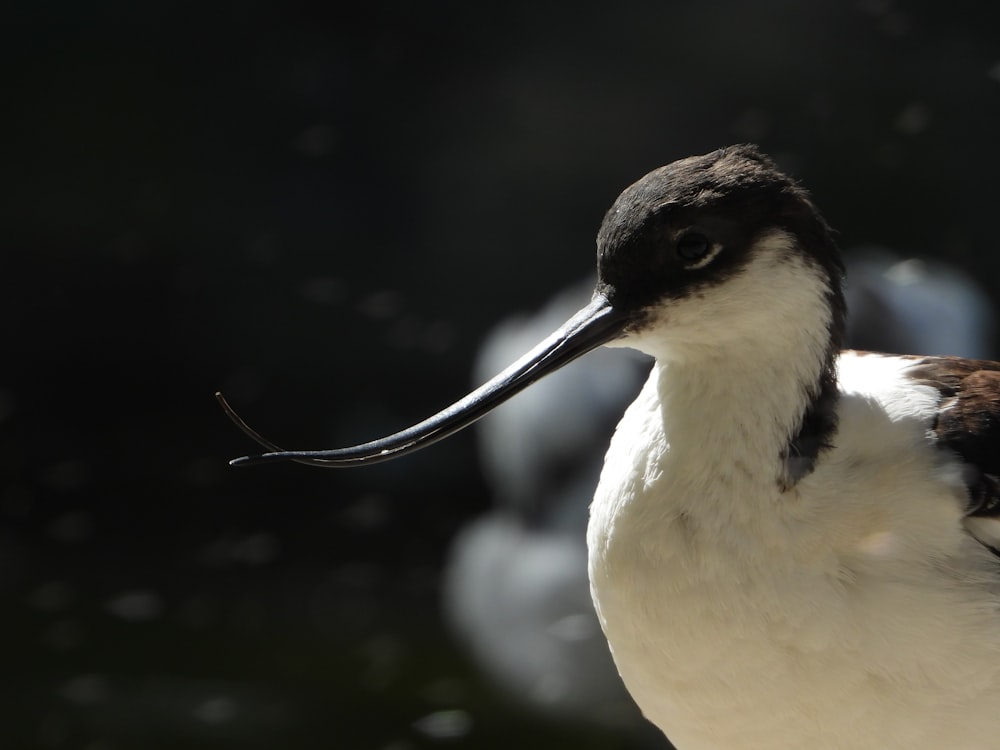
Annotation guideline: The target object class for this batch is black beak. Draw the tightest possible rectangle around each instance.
[219,292,630,467]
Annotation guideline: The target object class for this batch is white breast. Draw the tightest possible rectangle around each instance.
[587,352,1000,750]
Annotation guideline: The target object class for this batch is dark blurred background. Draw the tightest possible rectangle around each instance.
[5,1,1000,748]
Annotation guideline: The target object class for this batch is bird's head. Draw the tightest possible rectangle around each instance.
[595,144,845,359]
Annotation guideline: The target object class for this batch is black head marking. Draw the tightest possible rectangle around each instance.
[595,144,846,347]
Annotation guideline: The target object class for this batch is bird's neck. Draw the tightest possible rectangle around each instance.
[657,337,835,492]
[650,259,842,503]
[591,323,839,577]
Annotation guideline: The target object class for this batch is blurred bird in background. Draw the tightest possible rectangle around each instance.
[844,247,995,360]
[443,279,650,733]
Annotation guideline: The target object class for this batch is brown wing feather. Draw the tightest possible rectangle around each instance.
[905,356,1000,516]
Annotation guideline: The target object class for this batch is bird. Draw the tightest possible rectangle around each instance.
[443,254,994,735]
[219,144,1000,749]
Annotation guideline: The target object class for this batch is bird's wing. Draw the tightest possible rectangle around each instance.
[906,356,1000,553]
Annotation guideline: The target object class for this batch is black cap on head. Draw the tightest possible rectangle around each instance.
[595,145,845,339]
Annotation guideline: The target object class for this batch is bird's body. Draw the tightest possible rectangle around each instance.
[591,349,1000,749]
[222,145,1000,749]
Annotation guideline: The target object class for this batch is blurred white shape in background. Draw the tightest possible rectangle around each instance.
[443,279,650,732]
[844,246,995,359]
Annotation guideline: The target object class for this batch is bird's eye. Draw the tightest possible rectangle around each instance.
[676,233,712,263]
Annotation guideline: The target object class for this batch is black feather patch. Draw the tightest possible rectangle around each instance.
[780,368,840,491]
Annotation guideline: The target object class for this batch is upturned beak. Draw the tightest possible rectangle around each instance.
[219,292,629,467]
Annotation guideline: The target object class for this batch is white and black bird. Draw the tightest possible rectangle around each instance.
[220,145,1000,750]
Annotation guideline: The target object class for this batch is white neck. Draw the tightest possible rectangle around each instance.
[602,233,838,530]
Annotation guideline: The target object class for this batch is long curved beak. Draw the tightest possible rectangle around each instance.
[219,292,629,468]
